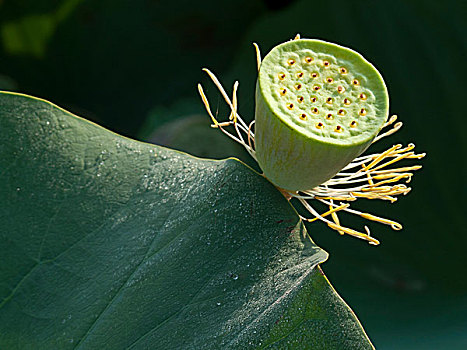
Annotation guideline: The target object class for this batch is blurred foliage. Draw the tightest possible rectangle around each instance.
[1,0,83,57]
[0,0,267,136]
[1,0,466,348]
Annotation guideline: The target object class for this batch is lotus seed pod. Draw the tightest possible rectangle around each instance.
[255,39,389,191]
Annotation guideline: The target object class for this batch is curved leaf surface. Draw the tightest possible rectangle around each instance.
[0,92,373,349]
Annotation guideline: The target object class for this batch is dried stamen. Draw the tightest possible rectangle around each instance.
[198,41,425,246]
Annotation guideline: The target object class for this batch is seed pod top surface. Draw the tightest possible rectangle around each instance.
[257,39,389,146]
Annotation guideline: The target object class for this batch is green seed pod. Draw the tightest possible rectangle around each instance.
[255,39,389,191]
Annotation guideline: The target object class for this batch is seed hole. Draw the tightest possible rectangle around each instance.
[295,84,302,90]
[278,73,286,80]
[280,88,287,96]
[326,97,333,104]
[323,60,330,67]
[300,113,307,120]
[359,108,367,116]
[326,114,333,120]
[359,93,367,100]
[311,97,317,103]
[353,79,360,86]
[335,125,343,132]
[312,107,319,114]
[350,121,357,127]
[344,98,351,105]
[337,86,345,93]
[287,103,294,110]
[338,109,345,116]
[297,72,304,78]
[313,85,321,91]
[340,67,348,74]
[287,59,295,66]
[326,77,334,83]
[316,122,324,129]
[297,96,304,103]
[305,56,313,63]
[311,72,319,78]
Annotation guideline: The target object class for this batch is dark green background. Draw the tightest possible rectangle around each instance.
[1,0,466,348]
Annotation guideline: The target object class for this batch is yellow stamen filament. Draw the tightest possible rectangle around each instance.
[305,203,349,222]
[365,166,374,186]
[373,121,403,143]
[327,222,380,245]
[315,196,357,201]
[360,213,403,230]
[331,209,345,235]
[361,144,402,172]
[248,120,255,151]
[253,42,261,72]
[384,114,398,128]
[198,84,219,126]
[229,81,239,122]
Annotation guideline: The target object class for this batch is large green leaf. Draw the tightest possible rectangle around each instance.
[0,92,373,349]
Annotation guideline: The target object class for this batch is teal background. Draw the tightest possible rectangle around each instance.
[1,0,465,348]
